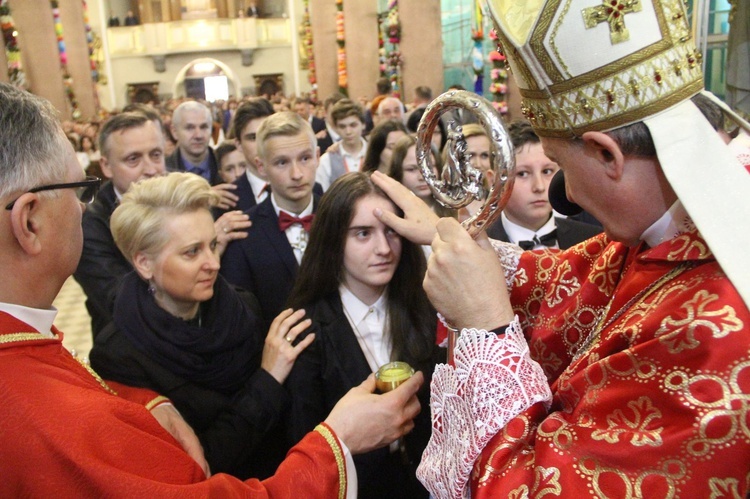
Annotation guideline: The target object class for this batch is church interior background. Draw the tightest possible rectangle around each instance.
[0,0,739,122]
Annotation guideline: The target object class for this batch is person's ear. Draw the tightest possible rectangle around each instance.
[581,131,625,181]
[133,251,155,281]
[255,156,266,177]
[99,156,115,180]
[8,194,43,256]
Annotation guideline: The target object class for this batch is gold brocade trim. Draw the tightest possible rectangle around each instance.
[77,360,117,395]
[0,332,50,344]
[550,0,575,77]
[522,67,702,138]
[530,0,567,82]
[0,331,117,395]
[314,424,347,499]
[145,396,170,411]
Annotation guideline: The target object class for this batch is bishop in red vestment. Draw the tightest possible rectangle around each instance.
[471,231,750,496]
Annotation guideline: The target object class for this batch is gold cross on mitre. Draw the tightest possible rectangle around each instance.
[582,0,642,44]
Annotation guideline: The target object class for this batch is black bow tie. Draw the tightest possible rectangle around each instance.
[518,230,557,251]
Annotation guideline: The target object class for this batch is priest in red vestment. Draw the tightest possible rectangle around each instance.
[0,82,423,497]
[371,0,750,496]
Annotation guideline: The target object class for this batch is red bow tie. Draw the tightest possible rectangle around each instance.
[278,211,315,232]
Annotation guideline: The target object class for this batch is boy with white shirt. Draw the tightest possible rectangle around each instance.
[316,99,368,191]
[486,120,601,249]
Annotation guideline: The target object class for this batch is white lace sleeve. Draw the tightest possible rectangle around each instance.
[416,318,552,499]
[490,238,523,289]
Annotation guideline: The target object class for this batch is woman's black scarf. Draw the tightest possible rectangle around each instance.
[114,271,262,395]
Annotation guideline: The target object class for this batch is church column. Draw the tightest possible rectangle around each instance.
[8,0,67,115]
[398,0,443,104]
[59,0,97,118]
[0,33,9,84]
[9,0,98,119]
[342,0,378,104]
[309,0,336,99]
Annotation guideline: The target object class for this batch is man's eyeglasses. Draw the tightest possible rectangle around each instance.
[5,176,101,210]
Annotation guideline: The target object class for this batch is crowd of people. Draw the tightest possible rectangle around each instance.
[2,0,750,495]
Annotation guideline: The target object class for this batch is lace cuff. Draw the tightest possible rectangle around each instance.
[416,318,552,499]
[490,238,523,289]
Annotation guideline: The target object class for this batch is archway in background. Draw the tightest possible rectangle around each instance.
[172,57,242,101]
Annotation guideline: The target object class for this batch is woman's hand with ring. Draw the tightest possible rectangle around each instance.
[214,211,252,257]
[261,308,315,384]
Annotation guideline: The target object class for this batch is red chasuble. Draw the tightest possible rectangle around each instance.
[472,230,750,497]
[0,312,347,498]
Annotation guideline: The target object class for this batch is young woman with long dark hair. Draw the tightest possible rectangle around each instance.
[286,171,440,499]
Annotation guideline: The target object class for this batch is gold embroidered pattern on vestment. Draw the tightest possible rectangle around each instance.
[588,245,624,295]
[577,456,685,496]
[708,477,743,497]
[531,336,564,379]
[591,395,664,446]
[656,290,743,354]
[667,233,711,261]
[664,361,750,459]
[545,260,581,308]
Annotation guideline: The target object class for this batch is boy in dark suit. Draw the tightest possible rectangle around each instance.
[221,112,320,326]
[486,120,601,249]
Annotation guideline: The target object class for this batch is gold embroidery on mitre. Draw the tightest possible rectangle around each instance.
[582,0,643,45]
[664,361,750,459]
[590,395,664,446]
[489,0,704,137]
[656,290,743,354]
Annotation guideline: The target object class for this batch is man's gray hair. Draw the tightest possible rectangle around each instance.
[171,100,212,128]
[377,97,405,117]
[0,83,68,200]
